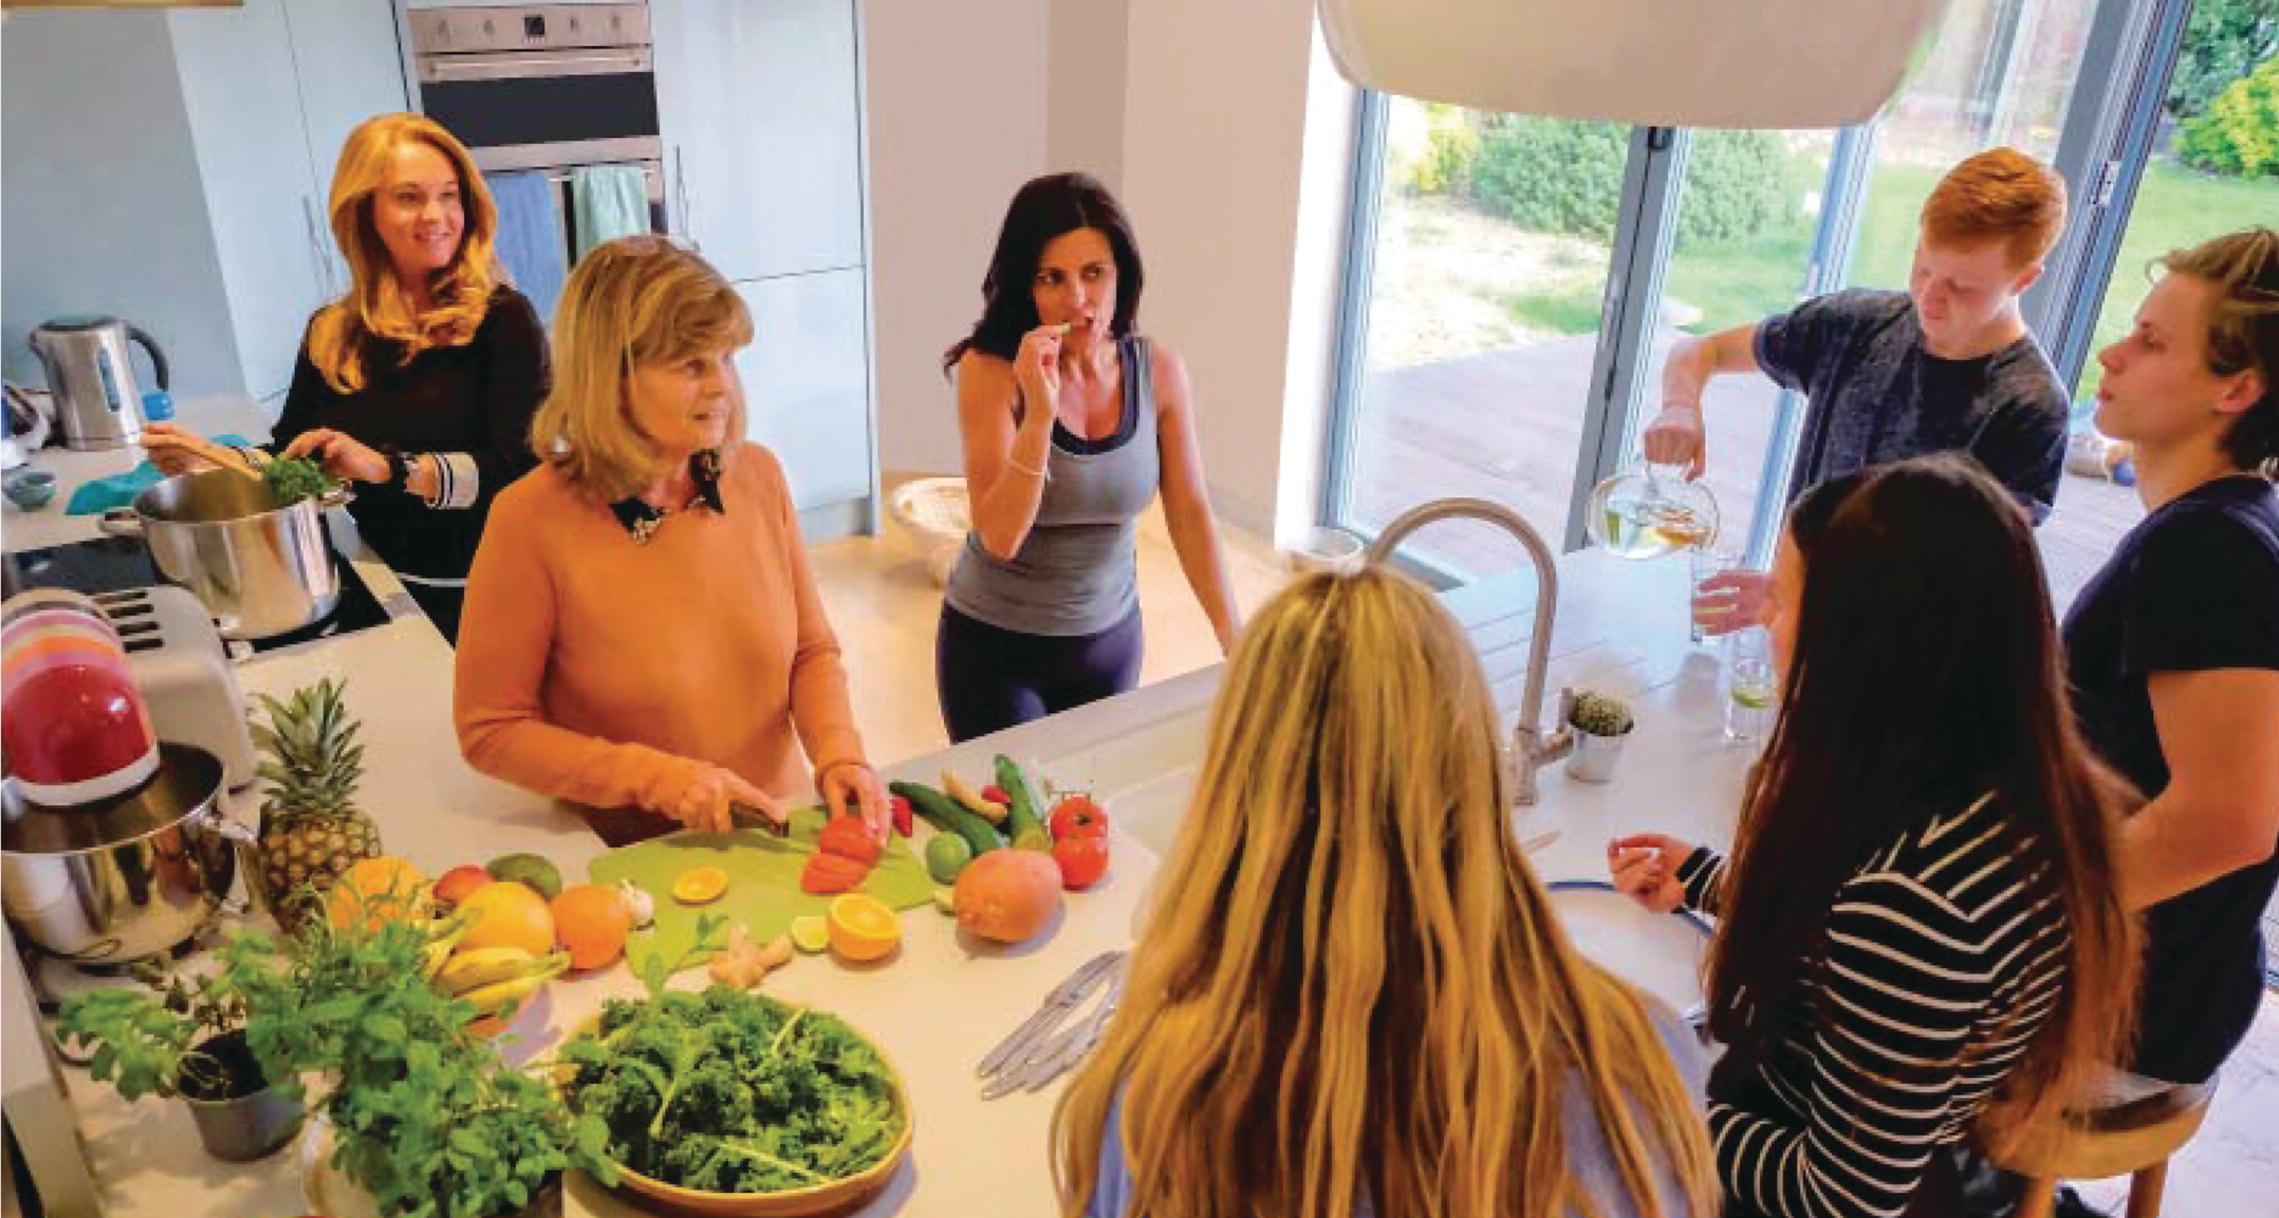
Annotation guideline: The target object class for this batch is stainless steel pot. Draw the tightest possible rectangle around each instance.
[99,469,350,639]
[2,743,249,963]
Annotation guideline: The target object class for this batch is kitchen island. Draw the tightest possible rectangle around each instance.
[7,412,1756,1216]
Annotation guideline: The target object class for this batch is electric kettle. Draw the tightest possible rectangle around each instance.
[26,315,170,451]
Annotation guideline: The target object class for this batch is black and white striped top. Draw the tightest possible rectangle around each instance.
[1676,793,2072,1218]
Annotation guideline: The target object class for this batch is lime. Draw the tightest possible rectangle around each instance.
[924,832,974,885]
[789,915,830,954]
[931,886,957,915]
[1729,686,1772,710]
[486,852,563,901]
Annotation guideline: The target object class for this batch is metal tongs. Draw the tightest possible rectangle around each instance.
[977,950,1128,1099]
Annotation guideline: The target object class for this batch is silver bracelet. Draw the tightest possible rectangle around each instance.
[1006,450,1050,481]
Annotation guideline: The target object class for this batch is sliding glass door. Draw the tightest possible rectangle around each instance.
[1324,0,2203,598]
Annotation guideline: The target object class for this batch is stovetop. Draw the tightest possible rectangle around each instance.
[1,535,395,654]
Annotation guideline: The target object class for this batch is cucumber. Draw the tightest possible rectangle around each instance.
[891,780,1001,857]
[994,755,1050,848]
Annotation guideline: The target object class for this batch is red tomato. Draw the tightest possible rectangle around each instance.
[1048,795,1110,841]
[1052,835,1110,890]
[817,815,881,865]
[800,852,869,894]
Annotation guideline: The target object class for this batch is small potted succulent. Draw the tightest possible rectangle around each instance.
[56,958,306,1162]
[1564,689,1636,783]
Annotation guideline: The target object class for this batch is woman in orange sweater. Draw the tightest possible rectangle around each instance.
[454,236,886,845]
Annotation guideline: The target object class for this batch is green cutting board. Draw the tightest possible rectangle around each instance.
[587,808,936,977]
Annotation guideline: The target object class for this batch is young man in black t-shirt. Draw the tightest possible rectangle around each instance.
[2063,228,2279,1098]
[1645,148,2073,636]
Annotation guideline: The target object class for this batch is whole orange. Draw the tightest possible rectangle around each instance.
[324,857,429,933]
[455,880,556,957]
[550,884,633,971]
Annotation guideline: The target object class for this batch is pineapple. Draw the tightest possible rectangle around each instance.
[252,677,382,929]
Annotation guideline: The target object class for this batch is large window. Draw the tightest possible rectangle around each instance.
[1325,0,2205,595]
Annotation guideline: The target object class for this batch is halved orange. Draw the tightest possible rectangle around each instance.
[669,866,730,905]
[826,893,901,962]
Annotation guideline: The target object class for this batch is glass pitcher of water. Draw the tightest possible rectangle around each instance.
[1585,462,1720,560]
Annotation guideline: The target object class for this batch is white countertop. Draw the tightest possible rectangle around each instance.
[8,421,1755,1217]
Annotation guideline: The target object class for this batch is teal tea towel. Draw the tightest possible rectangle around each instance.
[486,170,569,326]
[569,164,651,262]
[65,434,252,515]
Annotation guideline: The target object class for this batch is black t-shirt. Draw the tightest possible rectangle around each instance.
[2061,474,2279,1083]
[271,286,549,582]
[1755,289,2070,521]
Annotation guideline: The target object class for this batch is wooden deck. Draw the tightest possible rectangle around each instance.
[1345,332,2140,611]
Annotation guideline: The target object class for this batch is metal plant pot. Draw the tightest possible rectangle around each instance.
[180,1029,305,1162]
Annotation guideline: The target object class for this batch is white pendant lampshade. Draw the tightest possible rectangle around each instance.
[1318,0,1948,128]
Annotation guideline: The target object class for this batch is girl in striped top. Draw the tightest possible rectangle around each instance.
[1610,455,2139,1218]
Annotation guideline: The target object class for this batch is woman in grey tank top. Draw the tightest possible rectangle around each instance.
[935,173,1242,742]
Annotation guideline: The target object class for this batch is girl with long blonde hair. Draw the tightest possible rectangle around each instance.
[456,236,888,845]
[1054,567,1716,1218]
[145,112,547,641]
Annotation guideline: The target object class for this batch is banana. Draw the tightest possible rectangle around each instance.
[456,954,569,1016]
[418,911,479,981]
[436,946,540,995]
[942,769,1009,824]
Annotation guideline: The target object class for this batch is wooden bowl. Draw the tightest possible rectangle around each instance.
[560,1011,914,1217]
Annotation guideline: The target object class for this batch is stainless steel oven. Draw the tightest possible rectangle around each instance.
[408,3,664,205]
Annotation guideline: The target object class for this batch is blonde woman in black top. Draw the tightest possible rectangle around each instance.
[146,113,547,641]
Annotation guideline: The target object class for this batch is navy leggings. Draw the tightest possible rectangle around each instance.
[936,604,1144,743]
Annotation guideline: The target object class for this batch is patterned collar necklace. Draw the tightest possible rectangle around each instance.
[609,448,726,544]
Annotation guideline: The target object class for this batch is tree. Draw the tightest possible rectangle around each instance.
[2167,0,2279,122]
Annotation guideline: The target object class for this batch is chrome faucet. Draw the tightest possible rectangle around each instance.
[1366,498,1574,805]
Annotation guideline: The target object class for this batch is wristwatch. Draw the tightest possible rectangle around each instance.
[384,450,413,492]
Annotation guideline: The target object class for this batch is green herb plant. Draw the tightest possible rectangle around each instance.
[55,959,255,1102]
[558,913,907,1193]
[223,904,616,1218]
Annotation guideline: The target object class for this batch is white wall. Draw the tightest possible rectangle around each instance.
[861,0,1051,477]
[1046,0,1128,189]
[1118,0,1351,540]
[862,0,1356,544]
[1,11,243,396]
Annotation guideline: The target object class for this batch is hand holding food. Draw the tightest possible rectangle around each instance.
[280,426,390,483]
[1013,322,1069,422]
[821,760,890,842]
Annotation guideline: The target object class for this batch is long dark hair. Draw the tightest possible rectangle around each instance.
[1705,455,2137,1141]
[941,172,1144,376]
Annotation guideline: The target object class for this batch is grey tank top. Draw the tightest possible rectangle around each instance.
[945,335,1160,636]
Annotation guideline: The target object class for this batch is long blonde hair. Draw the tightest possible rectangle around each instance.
[531,236,752,503]
[307,113,500,394]
[1052,568,1716,1218]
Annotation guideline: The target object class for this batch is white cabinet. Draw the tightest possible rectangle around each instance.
[169,0,334,403]
[169,0,409,400]
[734,269,873,513]
[278,0,415,296]
[2,0,407,405]
[655,0,864,281]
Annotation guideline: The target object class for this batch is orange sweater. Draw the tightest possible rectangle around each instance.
[454,443,865,823]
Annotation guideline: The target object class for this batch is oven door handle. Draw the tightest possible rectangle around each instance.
[421,49,650,80]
